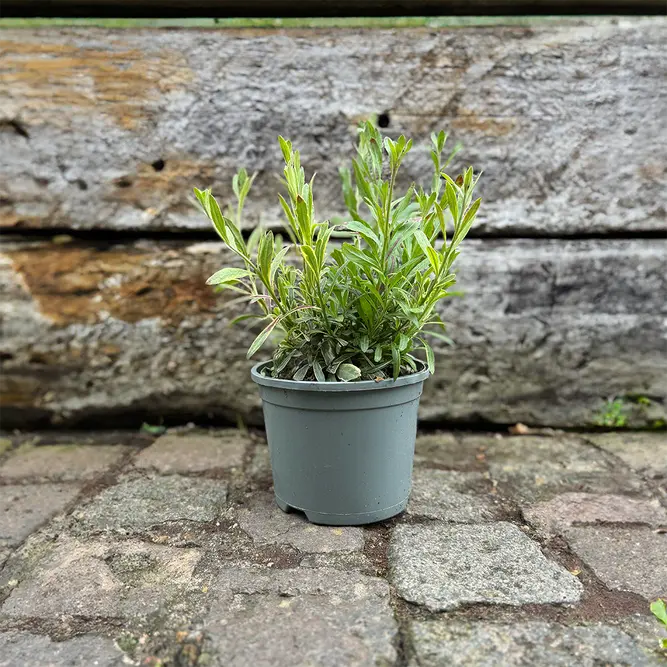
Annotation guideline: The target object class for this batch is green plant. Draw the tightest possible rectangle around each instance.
[650,599,667,650]
[194,122,480,381]
[593,398,628,428]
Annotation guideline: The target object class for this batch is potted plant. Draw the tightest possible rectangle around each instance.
[195,122,480,525]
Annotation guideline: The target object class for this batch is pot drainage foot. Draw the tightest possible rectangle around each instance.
[274,495,295,514]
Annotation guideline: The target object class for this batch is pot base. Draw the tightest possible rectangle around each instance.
[274,493,408,526]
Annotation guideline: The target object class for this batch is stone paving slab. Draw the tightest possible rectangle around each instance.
[135,430,247,474]
[0,483,81,547]
[0,445,128,482]
[565,526,667,599]
[74,475,227,533]
[206,567,396,667]
[236,492,364,553]
[0,632,124,667]
[408,620,662,667]
[485,435,647,502]
[414,432,487,470]
[2,537,202,618]
[524,492,667,537]
[389,522,582,611]
[0,429,665,666]
[408,469,506,522]
[584,432,667,481]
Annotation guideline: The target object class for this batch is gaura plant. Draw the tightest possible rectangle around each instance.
[194,121,481,382]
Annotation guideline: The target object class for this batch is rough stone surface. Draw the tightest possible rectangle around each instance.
[0,429,665,663]
[408,620,661,667]
[414,432,486,470]
[0,483,80,546]
[3,239,665,430]
[75,475,227,532]
[0,632,124,667]
[134,430,247,474]
[206,567,396,667]
[524,492,667,536]
[0,444,127,481]
[299,551,372,572]
[565,526,667,599]
[408,469,503,522]
[612,614,667,660]
[236,493,364,553]
[248,443,272,481]
[390,522,582,611]
[485,436,646,502]
[585,433,667,480]
[1,537,202,618]
[1,21,664,237]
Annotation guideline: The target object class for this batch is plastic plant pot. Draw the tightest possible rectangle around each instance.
[251,361,429,526]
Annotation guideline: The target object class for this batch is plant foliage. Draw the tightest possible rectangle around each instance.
[650,599,667,650]
[194,122,481,382]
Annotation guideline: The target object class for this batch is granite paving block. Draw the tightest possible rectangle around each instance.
[236,492,364,553]
[565,526,667,599]
[75,475,227,532]
[390,522,582,611]
[1,537,202,618]
[0,484,80,547]
[135,430,247,474]
[408,620,660,666]
[205,567,396,667]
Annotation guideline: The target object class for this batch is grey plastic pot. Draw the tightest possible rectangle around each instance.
[251,361,429,526]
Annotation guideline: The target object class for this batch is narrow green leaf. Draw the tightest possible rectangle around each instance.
[312,359,326,382]
[397,333,410,352]
[651,599,667,625]
[315,224,333,265]
[359,334,370,353]
[423,341,435,373]
[346,221,381,249]
[247,224,263,254]
[322,341,335,366]
[414,229,432,257]
[446,181,459,224]
[278,136,292,163]
[337,363,362,382]
[426,246,441,273]
[206,267,251,286]
[300,244,319,275]
[357,295,374,328]
[424,330,455,346]
[274,349,296,374]
[269,246,289,285]
[462,197,481,228]
[229,313,263,326]
[391,345,401,380]
[246,319,278,359]
[374,346,383,363]
[293,364,309,381]
[257,230,274,282]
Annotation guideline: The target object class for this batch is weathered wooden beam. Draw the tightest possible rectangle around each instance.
[2,0,664,18]
[1,20,665,236]
[1,237,665,428]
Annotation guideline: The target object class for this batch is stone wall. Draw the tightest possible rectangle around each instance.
[1,18,666,427]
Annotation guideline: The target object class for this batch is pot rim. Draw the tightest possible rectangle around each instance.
[251,360,430,392]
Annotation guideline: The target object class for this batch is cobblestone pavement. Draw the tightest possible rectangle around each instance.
[0,429,665,666]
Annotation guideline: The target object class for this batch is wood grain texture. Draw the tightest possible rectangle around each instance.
[1,237,665,428]
[5,1,666,18]
[1,19,665,236]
